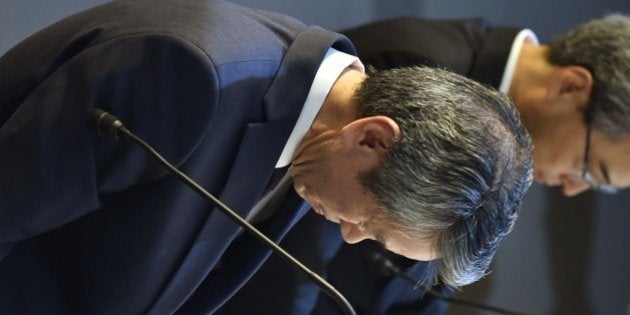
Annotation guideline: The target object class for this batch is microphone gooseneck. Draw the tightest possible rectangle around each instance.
[87,108,357,315]
[367,251,528,315]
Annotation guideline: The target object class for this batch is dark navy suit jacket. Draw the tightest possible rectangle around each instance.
[0,0,355,313]
[222,17,521,315]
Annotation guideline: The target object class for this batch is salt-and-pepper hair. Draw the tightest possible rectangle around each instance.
[355,66,533,287]
[549,14,630,138]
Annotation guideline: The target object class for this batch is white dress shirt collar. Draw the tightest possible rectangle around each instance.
[275,48,364,168]
[499,29,539,93]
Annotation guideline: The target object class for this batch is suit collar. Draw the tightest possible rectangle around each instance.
[469,27,522,89]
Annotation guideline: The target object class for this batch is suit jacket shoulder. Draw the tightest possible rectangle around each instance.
[341,17,521,88]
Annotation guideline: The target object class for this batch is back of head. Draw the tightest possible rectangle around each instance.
[354,66,533,287]
[548,14,630,138]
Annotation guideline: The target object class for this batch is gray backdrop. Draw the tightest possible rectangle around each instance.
[2,1,630,315]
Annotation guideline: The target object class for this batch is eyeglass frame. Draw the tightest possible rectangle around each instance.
[576,118,618,194]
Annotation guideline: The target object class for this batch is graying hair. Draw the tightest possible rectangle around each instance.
[548,14,630,138]
[354,66,533,287]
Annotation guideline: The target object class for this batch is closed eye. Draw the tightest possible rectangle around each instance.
[599,161,612,184]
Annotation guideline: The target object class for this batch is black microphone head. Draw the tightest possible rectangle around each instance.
[87,108,126,138]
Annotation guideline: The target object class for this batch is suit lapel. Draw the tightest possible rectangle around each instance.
[146,121,293,314]
[175,191,311,314]
[147,25,355,314]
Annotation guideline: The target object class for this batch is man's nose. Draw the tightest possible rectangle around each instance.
[339,221,370,244]
[561,176,591,197]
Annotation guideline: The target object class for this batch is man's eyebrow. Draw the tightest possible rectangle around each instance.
[599,161,612,184]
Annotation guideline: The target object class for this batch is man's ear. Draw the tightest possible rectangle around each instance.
[341,116,401,155]
[547,66,593,108]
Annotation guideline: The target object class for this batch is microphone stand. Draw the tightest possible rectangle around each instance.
[369,252,528,315]
[88,108,357,315]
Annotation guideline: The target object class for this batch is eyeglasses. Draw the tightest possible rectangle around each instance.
[573,121,618,194]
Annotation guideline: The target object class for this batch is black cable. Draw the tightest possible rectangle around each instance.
[368,251,528,315]
[88,108,357,315]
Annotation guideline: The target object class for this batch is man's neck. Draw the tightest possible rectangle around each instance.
[509,43,556,110]
[312,69,367,131]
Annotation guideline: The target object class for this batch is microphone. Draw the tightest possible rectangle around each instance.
[367,251,528,315]
[87,108,357,315]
